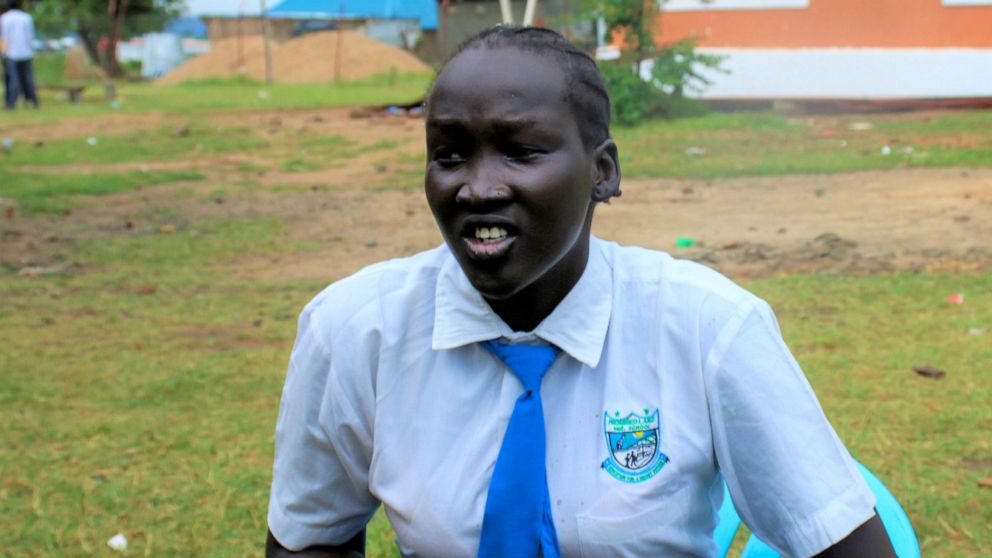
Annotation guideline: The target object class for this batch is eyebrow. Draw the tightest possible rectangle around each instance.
[426,117,540,133]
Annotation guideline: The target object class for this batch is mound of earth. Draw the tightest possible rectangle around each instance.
[275,31,430,82]
[158,31,430,84]
[157,35,272,84]
[64,46,104,81]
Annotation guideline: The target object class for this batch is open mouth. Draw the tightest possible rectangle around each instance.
[461,225,516,259]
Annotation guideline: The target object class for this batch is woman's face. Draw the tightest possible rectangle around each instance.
[425,46,608,307]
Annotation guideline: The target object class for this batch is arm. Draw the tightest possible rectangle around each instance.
[265,528,365,558]
[705,300,888,556]
[266,305,379,554]
[814,512,895,558]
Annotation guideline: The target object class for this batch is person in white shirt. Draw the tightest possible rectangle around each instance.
[0,0,38,109]
[1,3,9,103]
[265,26,896,558]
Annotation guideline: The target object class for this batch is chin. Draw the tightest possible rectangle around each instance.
[465,272,521,301]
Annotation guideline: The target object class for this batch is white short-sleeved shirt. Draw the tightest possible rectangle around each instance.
[267,237,875,557]
[0,9,34,61]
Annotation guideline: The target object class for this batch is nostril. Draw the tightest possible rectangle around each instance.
[456,183,512,205]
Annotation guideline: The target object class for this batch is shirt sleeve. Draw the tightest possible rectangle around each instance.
[705,300,876,557]
[267,307,379,550]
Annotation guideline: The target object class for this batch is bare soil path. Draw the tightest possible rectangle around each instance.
[3,109,990,282]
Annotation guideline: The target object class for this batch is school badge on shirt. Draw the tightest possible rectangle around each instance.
[602,409,668,483]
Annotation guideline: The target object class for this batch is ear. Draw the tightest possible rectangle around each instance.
[590,139,621,203]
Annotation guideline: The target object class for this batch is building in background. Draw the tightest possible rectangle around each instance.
[201,0,437,53]
[650,0,992,102]
[268,0,437,49]
[435,0,593,58]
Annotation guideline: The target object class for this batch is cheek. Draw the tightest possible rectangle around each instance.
[424,170,454,212]
[535,164,592,223]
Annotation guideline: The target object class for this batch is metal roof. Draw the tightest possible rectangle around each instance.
[267,0,438,30]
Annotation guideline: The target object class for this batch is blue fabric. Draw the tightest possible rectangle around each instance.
[478,340,561,558]
[716,461,921,558]
[267,0,438,30]
[4,58,37,109]
[713,482,742,557]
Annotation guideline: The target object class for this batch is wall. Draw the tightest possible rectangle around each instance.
[645,0,992,99]
[656,0,992,48]
[203,17,343,43]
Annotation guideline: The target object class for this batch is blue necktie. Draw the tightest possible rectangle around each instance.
[478,340,561,558]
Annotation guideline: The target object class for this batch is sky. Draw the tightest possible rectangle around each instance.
[184,0,263,16]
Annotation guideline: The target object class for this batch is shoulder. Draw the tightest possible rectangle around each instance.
[299,245,449,345]
[595,237,761,314]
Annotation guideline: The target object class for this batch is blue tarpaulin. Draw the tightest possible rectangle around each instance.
[267,0,438,30]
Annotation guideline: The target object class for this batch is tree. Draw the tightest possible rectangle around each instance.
[582,0,726,123]
[31,0,182,77]
[595,0,659,73]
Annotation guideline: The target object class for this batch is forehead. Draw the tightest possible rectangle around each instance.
[428,47,572,125]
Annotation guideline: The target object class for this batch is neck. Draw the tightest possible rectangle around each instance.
[486,230,592,333]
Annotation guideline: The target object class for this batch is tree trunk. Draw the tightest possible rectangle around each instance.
[77,19,117,100]
[104,0,129,77]
[76,24,102,68]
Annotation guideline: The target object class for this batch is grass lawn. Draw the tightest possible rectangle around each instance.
[3,225,988,555]
[613,110,992,178]
[2,67,990,556]
[3,59,432,125]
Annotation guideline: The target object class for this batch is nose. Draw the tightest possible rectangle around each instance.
[455,154,511,207]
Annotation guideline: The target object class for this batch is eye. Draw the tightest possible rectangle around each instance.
[433,148,467,168]
[504,145,542,163]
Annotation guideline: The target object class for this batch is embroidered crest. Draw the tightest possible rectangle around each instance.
[601,409,668,483]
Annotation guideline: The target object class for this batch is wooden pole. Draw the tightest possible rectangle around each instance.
[562,0,571,39]
[523,0,537,26]
[439,0,450,59]
[334,0,345,81]
[499,0,514,24]
[236,0,245,72]
[260,0,273,86]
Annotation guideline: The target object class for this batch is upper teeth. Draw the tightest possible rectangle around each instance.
[475,226,508,241]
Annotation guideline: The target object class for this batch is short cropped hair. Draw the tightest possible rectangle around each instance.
[437,26,611,149]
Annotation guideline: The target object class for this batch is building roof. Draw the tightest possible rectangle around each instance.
[267,0,437,30]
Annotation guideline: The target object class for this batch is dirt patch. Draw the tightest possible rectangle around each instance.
[0,112,179,143]
[158,31,430,85]
[3,108,991,283]
[596,168,992,278]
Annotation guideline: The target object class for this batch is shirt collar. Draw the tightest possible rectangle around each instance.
[432,237,613,368]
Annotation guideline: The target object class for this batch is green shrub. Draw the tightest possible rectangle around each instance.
[599,61,656,126]
[600,38,725,125]
[649,39,726,117]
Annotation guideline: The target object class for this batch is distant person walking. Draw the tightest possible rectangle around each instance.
[0,3,8,104]
[0,0,38,109]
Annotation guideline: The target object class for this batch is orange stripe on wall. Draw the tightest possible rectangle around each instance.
[657,0,992,48]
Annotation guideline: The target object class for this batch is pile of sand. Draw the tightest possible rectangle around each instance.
[64,46,104,81]
[158,30,430,84]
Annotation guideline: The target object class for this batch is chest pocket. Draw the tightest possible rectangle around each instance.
[574,478,706,558]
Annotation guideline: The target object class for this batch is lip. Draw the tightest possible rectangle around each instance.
[462,235,516,260]
[457,216,519,261]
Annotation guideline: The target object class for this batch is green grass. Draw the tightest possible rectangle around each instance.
[3,125,267,167]
[2,214,989,556]
[2,68,991,555]
[32,51,70,86]
[141,72,431,113]
[746,274,992,556]
[613,111,992,178]
[1,168,205,213]
[1,70,432,125]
